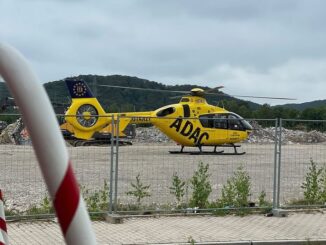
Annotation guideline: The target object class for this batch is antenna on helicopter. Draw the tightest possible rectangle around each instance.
[220,100,225,109]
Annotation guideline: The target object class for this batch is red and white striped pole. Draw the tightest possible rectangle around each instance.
[0,190,8,245]
[0,43,97,244]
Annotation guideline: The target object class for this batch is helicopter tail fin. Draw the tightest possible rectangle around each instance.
[65,78,94,98]
[64,79,109,139]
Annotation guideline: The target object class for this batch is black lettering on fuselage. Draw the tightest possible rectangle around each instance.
[198,132,209,144]
[131,117,150,122]
[189,127,200,143]
[169,118,182,132]
[180,121,193,136]
[169,118,210,145]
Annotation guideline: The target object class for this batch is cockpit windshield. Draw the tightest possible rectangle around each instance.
[230,113,253,130]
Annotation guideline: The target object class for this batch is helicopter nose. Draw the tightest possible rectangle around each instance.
[246,130,253,137]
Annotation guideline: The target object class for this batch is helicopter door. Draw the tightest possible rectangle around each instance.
[213,114,228,141]
[227,114,245,141]
[199,114,228,142]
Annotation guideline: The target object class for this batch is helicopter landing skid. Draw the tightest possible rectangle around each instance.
[169,144,246,156]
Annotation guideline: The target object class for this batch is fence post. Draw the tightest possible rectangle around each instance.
[276,118,283,208]
[109,114,115,214]
[273,118,279,209]
[106,115,123,223]
[272,118,287,217]
[114,115,120,212]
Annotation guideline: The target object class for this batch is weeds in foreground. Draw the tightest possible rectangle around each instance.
[3,161,279,218]
[23,180,110,216]
[189,162,212,209]
[82,180,109,212]
[126,173,151,206]
[301,159,322,204]
[187,236,196,244]
[169,172,186,207]
[218,165,251,208]
[211,165,252,216]
[300,159,326,205]
[25,195,54,215]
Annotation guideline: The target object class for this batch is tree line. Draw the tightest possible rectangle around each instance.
[1,75,325,126]
[223,100,326,120]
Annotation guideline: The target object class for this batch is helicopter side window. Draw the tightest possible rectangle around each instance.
[214,114,228,129]
[180,98,190,102]
[156,107,176,117]
[199,114,213,128]
[199,114,228,129]
[228,114,244,130]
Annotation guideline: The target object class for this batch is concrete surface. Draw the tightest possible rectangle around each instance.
[6,212,326,244]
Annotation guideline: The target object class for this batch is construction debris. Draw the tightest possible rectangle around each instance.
[0,118,31,145]
[134,127,171,143]
[0,119,325,145]
[0,121,7,133]
[134,124,326,145]
[247,124,326,144]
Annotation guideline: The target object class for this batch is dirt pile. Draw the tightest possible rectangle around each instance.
[248,124,326,144]
[283,129,326,144]
[134,125,326,145]
[0,121,7,132]
[0,120,17,144]
[134,127,172,143]
[1,119,325,145]
[0,118,31,145]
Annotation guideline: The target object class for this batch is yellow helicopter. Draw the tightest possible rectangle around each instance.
[64,78,291,155]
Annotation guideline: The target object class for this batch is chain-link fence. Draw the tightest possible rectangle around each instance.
[0,114,111,216]
[0,115,326,217]
[113,116,277,214]
[279,119,326,208]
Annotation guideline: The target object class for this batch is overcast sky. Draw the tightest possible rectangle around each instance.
[1,0,326,105]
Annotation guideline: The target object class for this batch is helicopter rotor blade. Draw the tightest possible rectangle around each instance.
[99,84,189,94]
[205,86,224,93]
[224,94,296,100]
[99,84,296,100]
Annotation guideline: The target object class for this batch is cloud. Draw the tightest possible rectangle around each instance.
[189,58,326,105]
[1,0,326,105]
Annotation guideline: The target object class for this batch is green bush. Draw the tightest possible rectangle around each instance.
[319,168,326,203]
[258,190,267,207]
[189,162,212,208]
[25,195,54,215]
[169,172,186,206]
[82,180,109,212]
[301,159,323,204]
[218,165,251,208]
[126,173,151,206]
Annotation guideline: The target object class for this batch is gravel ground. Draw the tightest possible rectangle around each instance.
[1,141,326,212]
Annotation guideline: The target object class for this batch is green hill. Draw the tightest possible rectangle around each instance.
[1,75,325,120]
[43,74,260,113]
[280,100,326,111]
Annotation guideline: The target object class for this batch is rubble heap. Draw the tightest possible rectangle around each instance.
[246,123,275,144]
[0,120,17,144]
[0,119,325,145]
[283,128,326,144]
[0,121,7,132]
[133,124,326,145]
[247,125,326,144]
[134,127,171,143]
[0,118,31,145]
